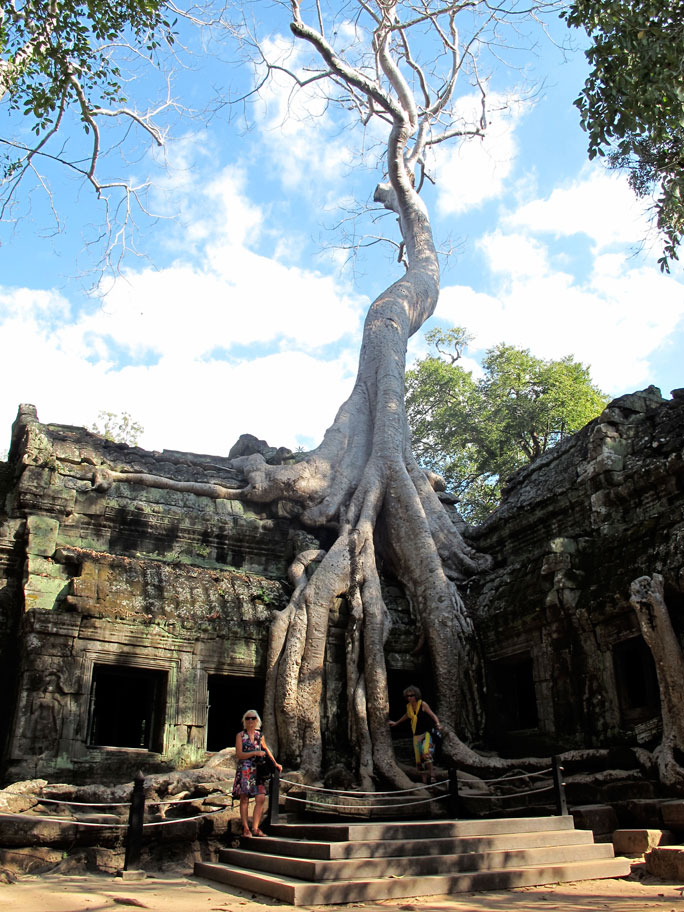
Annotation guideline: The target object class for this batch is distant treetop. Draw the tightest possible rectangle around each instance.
[406,328,609,522]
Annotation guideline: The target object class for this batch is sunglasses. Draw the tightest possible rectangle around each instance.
[245,716,258,721]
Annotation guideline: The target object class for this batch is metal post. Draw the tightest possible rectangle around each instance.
[552,755,568,816]
[267,768,280,828]
[124,770,146,872]
[448,767,460,818]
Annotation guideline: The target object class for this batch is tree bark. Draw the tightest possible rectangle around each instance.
[630,574,684,791]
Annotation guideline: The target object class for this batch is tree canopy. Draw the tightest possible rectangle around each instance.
[89,409,143,445]
[1,0,179,273]
[406,328,609,522]
[563,0,684,272]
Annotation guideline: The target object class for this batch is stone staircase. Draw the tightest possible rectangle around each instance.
[195,815,631,904]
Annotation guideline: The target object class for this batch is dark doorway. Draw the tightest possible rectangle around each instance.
[206,674,265,752]
[487,653,539,732]
[613,636,660,724]
[88,664,167,752]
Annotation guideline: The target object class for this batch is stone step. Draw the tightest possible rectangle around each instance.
[219,841,616,881]
[235,827,595,860]
[266,814,576,842]
[195,856,632,905]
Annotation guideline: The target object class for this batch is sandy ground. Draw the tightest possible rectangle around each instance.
[2,866,684,912]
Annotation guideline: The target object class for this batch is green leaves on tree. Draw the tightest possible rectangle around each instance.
[563,0,684,271]
[1,0,176,128]
[89,409,143,445]
[406,328,608,523]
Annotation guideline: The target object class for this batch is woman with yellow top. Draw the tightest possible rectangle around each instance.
[389,686,442,783]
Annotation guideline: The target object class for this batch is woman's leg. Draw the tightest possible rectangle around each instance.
[239,795,250,835]
[422,732,435,782]
[412,735,422,777]
[252,793,266,835]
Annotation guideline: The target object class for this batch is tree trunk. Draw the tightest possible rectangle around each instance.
[232,126,495,783]
[630,574,684,791]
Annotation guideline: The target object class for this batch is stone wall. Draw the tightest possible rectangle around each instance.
[0,406,295,781]
[1,386,683,784]
[465,386,684,756]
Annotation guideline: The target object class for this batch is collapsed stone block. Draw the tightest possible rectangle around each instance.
[613,828,667,856]
[645,845,684,879]
[0,846,64,875]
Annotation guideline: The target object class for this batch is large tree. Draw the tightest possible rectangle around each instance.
[92,0,559,785]
[406,327,608,522]
[564,0,684,272]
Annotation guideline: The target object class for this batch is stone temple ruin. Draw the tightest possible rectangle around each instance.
[0,386,683,801]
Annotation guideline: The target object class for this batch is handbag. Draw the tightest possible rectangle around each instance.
[255,752,276,783]
[431,726,443,760]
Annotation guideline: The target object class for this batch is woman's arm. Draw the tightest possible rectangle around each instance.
[422,702,441,728]
[389,712,408,728]
[261,735,283,771]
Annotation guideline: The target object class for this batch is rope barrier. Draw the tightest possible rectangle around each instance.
[284,792,449,811]
[461,784,554,799]
[142,807,227,827]
[0,806,227,829]
[284,788,443,803]
[476,768,553,785]
[38,795,209,808]
[279,778,448,796]
[38,798,131,808]
[0,811,129,828]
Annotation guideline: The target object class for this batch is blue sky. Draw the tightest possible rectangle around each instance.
[1,2,683,458]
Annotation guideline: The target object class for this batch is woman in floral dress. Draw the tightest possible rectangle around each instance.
[232,709,282,837]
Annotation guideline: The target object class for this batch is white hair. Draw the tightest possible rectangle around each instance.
[242,709,262,727]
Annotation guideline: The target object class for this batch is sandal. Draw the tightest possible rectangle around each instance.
[252,828,265,837]
[241,828,251,837]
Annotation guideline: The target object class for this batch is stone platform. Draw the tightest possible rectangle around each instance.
[195,815,631,904]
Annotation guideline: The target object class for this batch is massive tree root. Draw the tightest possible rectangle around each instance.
[205,166,514,782]
[630,574,684,791]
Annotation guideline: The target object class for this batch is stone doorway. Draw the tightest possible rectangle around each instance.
[87,663,168,752]
[206,674,265,752]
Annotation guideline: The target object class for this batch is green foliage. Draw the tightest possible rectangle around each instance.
[89,409,143,445]
[1,0,176,174]
[0,0,176,115]
[406,328,609,522]
[563,0,684,272]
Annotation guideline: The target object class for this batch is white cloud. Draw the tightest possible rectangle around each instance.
[251,36,365,195]
[0,164,368,456]
[430,166,684,398]
[0,324,357,455]
[479,231,551,280]
[506,167,650,249]
[434,93,527,215]
[437,231,684,396]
